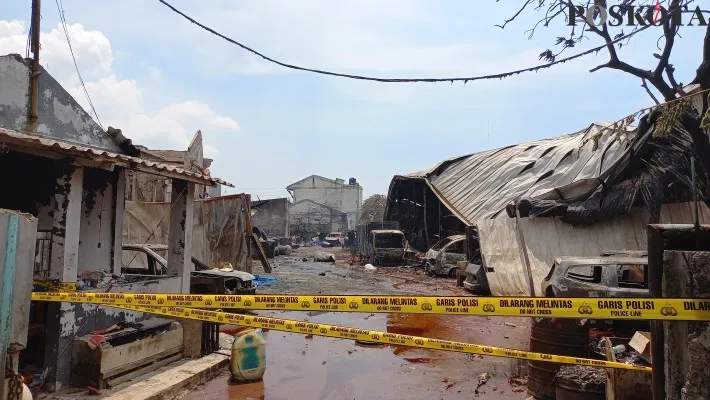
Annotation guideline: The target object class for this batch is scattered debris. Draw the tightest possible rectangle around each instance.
[508,377,527,387]
[628,331,652,363]
[364,264,377,271]
[403,357,431,364]
[321,361,327,365]
[302,257,308,262]
[86,386,102,395]
[504,322,517,327]
[554,365,605,390]
[313,251,336,262]
[475,372,490,394]
[305,334,314,339]
[318,272,326,276]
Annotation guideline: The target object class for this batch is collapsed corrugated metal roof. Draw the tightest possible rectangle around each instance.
[388,122,637,225]
[0,126,233,188]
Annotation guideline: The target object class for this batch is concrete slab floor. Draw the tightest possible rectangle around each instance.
[39,353,229,400]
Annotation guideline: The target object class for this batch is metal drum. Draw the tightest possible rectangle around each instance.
[527,318,590,400]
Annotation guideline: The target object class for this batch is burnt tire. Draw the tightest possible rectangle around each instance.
[449,268,458,279]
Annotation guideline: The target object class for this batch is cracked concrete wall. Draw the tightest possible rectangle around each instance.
[0,54,121,152]
[663,251,710,400]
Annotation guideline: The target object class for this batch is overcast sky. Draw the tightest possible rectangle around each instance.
[2,1,706,199]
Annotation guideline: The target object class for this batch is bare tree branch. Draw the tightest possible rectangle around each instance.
[496,0,535,29]
[642,79,661,104]
[653,0,680,78]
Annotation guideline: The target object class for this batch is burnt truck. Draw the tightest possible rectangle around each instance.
[357,222,406,266]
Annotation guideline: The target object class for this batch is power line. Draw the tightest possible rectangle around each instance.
[54,0,103,128]
[157,0,652,84]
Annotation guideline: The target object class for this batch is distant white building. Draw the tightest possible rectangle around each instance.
[286,175,363,230]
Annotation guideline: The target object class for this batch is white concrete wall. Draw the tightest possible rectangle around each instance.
[290,176,362,228]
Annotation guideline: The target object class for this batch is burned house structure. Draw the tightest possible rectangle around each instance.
[289,199,348,242]
[0,53,231,390]
[125,130,217,202]
[385,104,709,296]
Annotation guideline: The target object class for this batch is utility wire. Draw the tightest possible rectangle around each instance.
[54,0,104,128]
[158,0,652,84]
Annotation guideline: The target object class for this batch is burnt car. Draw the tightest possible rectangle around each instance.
[425,235,467,278]
[366,229,406,266]
[463,263,491,295]
[541,255,648,298]
[122,244,256,295]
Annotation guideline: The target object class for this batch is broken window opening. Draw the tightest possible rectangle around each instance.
[566,265,602,284]
[617,264,647,289]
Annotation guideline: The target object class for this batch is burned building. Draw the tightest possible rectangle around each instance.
[125,130,215,202]
[289,199,348,241]
[0,53,231,390]
[385,97,710,296]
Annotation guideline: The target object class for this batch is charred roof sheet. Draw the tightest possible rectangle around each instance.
[0,126,233,187]
[390,122,637,225]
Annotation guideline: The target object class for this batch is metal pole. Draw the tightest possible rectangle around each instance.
[514,202,536,296]
[422,186,429,249]
[28,0,42,132]
[648,225,666,400]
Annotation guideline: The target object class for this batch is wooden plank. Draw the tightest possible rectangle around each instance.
[250,234,272,273]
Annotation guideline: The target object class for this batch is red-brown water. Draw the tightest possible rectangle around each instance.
[183,310,529,400]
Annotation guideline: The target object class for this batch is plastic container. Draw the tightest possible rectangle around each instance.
[230,328,266,381]
[611,344,626,354]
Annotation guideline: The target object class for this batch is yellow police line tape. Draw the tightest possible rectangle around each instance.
[64,300,652,372]
[30,291,710,321]
[33,280,77,291]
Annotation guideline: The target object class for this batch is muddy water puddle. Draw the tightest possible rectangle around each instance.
[183,311,529,400]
